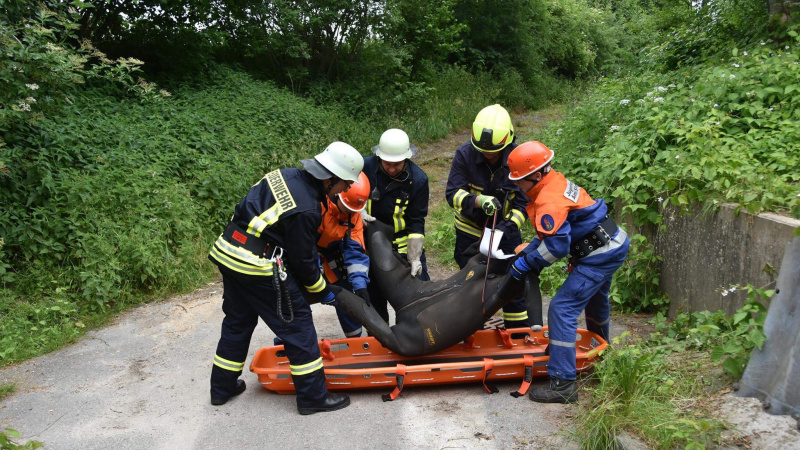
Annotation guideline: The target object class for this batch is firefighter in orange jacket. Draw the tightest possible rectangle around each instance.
[506,141,629,404]
[317,172,372,338]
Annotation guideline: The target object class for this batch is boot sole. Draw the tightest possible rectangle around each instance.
[528,392,578,404]
[297,397,351,415]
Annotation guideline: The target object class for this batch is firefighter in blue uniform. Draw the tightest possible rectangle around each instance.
[361,129,429,323]
[506,141,630,403]
[207,142,363,414]
[445,105,532,329]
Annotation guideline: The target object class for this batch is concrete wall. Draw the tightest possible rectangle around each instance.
[620,203,799,316]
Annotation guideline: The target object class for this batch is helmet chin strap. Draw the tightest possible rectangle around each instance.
[325,176,342,194]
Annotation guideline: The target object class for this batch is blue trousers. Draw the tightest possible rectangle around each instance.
[547,237,630,380]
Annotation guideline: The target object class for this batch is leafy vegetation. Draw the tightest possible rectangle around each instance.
[0,429,41,450]
[578,287,770,449]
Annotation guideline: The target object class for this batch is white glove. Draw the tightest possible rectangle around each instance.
[361,210,376,226]
[408,236,424,278]
[411,260,422,277]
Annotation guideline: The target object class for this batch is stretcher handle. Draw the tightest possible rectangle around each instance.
[382,364,407,402]
[510,355,535,398]
[482,358,499,394]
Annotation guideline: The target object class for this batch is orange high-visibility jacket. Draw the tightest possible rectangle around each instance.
[317,196,370,290]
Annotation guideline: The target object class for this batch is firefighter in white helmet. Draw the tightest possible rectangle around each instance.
[208,142,362,414]
[361,129,430,323]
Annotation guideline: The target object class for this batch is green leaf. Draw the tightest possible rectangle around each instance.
[733,311,748,324]
[794,226,800,238]
[722,357,742,376]
[710,346,725,361]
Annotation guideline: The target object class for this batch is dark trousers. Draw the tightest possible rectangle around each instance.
[453,229,530,328]
[368,250,430,323]
[210,264,327,403]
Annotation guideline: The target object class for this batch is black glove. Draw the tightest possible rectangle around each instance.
[496,273,526,302]
[355,288,371,307]
[328,284,343,296]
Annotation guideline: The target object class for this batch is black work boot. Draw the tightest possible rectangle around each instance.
[211,379,246,406]
[528,377,578,404]
[297,392,351,415]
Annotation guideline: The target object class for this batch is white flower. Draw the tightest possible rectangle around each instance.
[653,97,664,102]
[675,155,681,159]
[730,74,736,79]
[733,63,740,68]
[729,286,737,293]
[786,46,791,50]
[668,84,676,88]
[637,99,646,103]
[721,289,729,297]
[646,91,654,97]
[743,51,748,56]
[619,99,630,105]
[556,129,562,136]
[26,83,39,90]
[149,218,158,223]
[691,99,696,102]
[760,41,766,45]
[714,103,719,107]
[657,196,664,203]
[610,125,620,131]
[769,107,774,111]
[25,97,35,103]
[656,86,668,92]
[17,101,31,111]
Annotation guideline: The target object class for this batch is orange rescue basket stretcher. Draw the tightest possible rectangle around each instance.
[250,326,607,400]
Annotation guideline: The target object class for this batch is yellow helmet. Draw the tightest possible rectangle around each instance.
[471,104,514,153]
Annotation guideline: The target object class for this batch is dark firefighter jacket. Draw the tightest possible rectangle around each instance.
[445,142,528,238]
[363,155,429,254]
[208,168,331,300]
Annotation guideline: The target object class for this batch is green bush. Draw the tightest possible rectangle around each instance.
[538,28,800,229]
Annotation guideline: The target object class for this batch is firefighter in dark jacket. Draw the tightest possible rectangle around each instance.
[207,142,363,414]
[361,129,430,323]
[445,104,532,329]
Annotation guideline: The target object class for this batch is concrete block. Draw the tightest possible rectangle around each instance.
[618,203,799,316]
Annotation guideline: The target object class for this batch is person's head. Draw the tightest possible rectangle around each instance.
[372,129,417,177]
[471,104,514,163]
[507,141,554,194]
[301,141,364,196]
[337,172,370,214]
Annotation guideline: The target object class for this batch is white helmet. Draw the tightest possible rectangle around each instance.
[313,142,364,182]
[372,129,417,162]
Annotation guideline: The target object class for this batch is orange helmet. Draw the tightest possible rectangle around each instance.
[507,141,554,180]
[340,172,370,212]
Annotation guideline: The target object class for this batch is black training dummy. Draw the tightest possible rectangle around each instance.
[333,221,541,356]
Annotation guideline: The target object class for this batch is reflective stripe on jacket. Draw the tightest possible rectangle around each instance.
[519,170,612,270]
[445,142,528,237]
[363,155,429,254]
[208,168,329,295]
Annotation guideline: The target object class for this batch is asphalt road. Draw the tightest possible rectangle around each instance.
[0,281,597,450]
